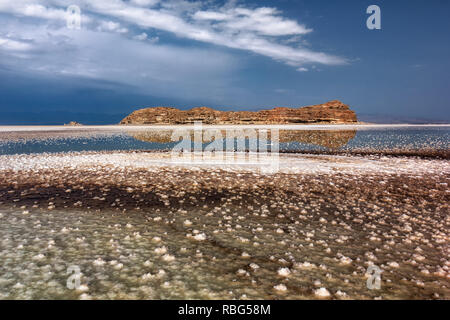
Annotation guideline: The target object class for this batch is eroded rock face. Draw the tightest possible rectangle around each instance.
[120,100,357,125]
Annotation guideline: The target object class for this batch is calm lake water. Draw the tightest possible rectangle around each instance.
[0,125,448,155]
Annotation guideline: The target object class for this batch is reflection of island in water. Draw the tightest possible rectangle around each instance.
[129,129,357,150]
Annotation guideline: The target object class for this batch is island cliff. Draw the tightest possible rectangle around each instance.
[120,100,357,125]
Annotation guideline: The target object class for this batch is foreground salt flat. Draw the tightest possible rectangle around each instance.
[0,151,448,299]
[1,151,449,175]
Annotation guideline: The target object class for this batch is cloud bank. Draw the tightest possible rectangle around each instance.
[0,0,347,103]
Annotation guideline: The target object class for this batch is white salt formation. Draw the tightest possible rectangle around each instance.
[0,135,448,299]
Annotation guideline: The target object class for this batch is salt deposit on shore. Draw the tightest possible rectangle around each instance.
[0,151,448,175]
[1,124,449,132]
[0,150,448,299]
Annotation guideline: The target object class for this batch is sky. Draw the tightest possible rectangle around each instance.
[0,0,449,124]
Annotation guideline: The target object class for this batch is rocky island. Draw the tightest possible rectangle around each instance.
[64,121,83,126]
[120,100,357,125]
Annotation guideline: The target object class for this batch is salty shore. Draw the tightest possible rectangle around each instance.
[0,151,448,299]
[1,124,449,133]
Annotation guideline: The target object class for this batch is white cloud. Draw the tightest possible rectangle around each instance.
[133,32,148,41]
[95,0,343,66]
[0,1,66,20]
[193,11,229,21]
[130,0,160,7]
[297,67,308,72]
[133,32,159,43]
[194,7,313,36]
[148,36,159,44]
[0,15,239,102]
[0,37,33,51]
[0,0,347,103]
[0,0,345,68]
[98,21,128,34]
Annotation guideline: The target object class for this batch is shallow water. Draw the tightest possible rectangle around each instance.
[0,126,448,300]
[0,189,448,300]
[0,125,448,156]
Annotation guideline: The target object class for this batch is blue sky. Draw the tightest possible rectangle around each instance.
[0,0,449,123]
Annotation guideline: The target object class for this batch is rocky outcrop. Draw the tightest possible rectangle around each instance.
[64,121,83,126]
[120,100,357,125]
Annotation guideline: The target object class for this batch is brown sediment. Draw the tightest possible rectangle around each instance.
[0,160,448,215]
[281,149,450,160]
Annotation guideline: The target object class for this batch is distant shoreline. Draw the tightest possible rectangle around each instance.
[0,123,449,132]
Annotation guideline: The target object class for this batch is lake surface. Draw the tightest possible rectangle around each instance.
[0,125,448,156]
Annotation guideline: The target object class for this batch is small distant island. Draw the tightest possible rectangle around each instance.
[120,100,357,125]
[64,121,83,126]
